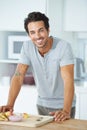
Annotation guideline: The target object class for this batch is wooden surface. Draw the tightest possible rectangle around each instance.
[0,117,87,130]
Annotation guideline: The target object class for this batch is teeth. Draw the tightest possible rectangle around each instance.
[36,39,42,43]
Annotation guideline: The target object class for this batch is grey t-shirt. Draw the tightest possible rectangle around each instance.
[19,37,75,108]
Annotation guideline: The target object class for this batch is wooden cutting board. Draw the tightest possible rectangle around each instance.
[0,115,54,127]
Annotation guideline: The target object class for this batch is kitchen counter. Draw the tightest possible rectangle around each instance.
[0,119,87,130]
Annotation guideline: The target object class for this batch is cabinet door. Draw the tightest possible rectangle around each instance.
[75,87,87,120]
[79,93,87,120]
[64,0,87,31]
[0,0,46,31]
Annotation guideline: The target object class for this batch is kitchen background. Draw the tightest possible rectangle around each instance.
[0,0,87,120]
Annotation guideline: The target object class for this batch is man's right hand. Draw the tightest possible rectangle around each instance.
[0,105,13,113]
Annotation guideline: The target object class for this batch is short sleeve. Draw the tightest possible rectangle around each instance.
[60,43,74,66]
[19,42,31,65]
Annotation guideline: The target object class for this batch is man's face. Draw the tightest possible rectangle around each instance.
[27,21,49,49]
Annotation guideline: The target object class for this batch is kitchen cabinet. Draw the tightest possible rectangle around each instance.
[0,0,46,31]
[75,85,87,120]
[0,85,38,114]
[46,0,75,47]
[63,0,87,31]
[46,0,63,35]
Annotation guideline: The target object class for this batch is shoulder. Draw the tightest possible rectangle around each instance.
[53,36,72,50]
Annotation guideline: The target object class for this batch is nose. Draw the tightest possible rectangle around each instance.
[35,32,41,39]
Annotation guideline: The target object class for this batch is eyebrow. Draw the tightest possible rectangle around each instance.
[29,27,44,33]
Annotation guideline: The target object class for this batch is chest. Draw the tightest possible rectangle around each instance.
[31,49,61,74]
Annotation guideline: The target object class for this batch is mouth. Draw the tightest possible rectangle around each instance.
[36,40,43,44]
[36,39,43,44]
[36,38,44,44]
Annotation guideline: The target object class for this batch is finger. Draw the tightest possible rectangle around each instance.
[53,112,62,121]
[59,114,66,121]
[54,111,68,121]
[10,108,14,114]
[2,106,7,112]
[49,111,55,116]
[2,106,9,112]
[0,106,3,112]
[61,115,70,121]
[0,106,6,112]
[59,113,70,122]
[6,107,13,113]
[1,106,13,113]
[54,111,62,118]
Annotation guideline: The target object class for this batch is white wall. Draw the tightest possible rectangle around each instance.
[63,0,87,31]
[0,0,46,31]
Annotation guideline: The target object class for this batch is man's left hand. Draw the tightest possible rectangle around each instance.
[49,110,70,122]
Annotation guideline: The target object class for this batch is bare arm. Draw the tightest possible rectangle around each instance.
[0,63,29,112]
[50,64,74,122]
[61,64,74,114]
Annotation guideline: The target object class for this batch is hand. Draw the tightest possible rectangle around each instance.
[0,105,13,113]
[49,110,70,122]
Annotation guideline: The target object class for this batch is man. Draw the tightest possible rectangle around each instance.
[0,12,75,122]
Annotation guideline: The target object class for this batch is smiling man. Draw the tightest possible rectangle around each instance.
[0,12,76,122]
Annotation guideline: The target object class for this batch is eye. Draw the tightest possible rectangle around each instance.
[30,31,35,35]
[39,28,44,32]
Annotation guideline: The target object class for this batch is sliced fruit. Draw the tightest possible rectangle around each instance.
[0,113,8,121]
[22,113,29,119]
[5,111,12,117]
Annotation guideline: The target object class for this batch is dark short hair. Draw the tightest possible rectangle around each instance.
[24,12,49,34]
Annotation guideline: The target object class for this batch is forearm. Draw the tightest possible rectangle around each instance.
[63,79,74,114]
[50,80,74,122]
[7,75,24,107]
